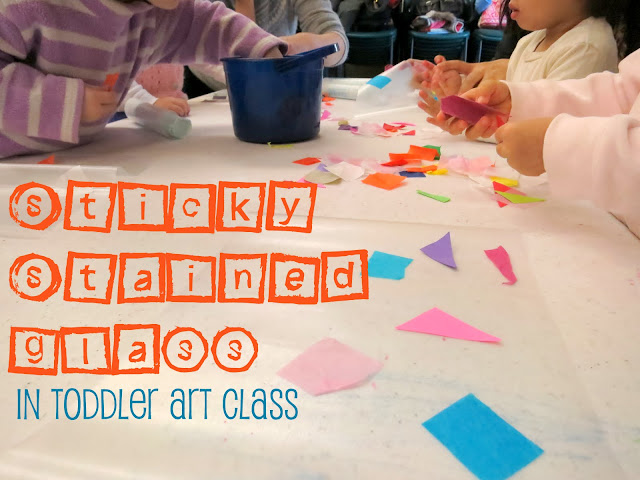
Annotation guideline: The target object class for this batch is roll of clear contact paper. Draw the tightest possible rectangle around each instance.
[124,99,192,139]
[322,78,369,100]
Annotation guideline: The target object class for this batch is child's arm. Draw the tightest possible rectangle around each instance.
[120,81,158,111]
[508,50,640,121]
[290,0,348,67]
[0,24,85,147]
[153,0,287,66]
[543,113,640,235]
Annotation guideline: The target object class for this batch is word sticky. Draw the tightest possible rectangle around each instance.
[423,394,543,480]
[367,75,391,89]
[417,190,450,203]
[278,338,382,396]
[362,173,406,191]
[497,192,545,204]
[421,232,456,269]
[369,251,413,280]
[484,246,517,285]
[440,95,503,125]
[293,157,321,166]
[397,308,500,342]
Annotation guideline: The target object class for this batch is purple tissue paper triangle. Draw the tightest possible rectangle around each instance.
[421,232,457,269]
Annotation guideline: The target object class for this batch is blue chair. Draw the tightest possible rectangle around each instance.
[344,29,397,68]
[408,31,470,63]
[472,28,504,62]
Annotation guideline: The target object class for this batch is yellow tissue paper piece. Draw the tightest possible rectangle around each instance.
[267,142,294,148]
[427,169,448,175]
[490,176,518,187]
[497,192,545,204]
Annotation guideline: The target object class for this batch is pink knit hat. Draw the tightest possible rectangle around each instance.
[135,64,187,99]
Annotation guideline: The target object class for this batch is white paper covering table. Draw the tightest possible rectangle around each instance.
[0,97,639,480]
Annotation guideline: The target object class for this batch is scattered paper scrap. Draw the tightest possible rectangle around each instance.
[297,178,326,188]
[383,157,410,167]
[400,171,426,178]
[497,192,545,204]
[417,190,450,203]
[362,173,406,191]
[322,96,336,103]
[439,156,494,176]
[423,394,543,480]
[326,162,366,182]
[397,308,500,343]
[392,122,416,127]
[421,232,456,269]
[316,164,329,172]
[369,251,413,280]
[492,182,528,207]
[278,338,383,396]
[293,157,321,166]
[38,155,55,165]
[338,124,352,131]
[484,246,517,285]
[367,76,391,89]
[402,130,416,136]
[304,169,340,185]
[103,73,119,90]
[268,142,294,148]
[423,145,441,159]
[407,165,438,173]
[441,95,504,125]
[490,176,518,187]
[427,168,448,175]
[321,110,331,121]
[383,123,400,132]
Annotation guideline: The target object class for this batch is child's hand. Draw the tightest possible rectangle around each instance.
[263,45,283,59]
[495,118,553,176]
[418,80,441,118]
[409,59,435,90]
[461,80,512,139]
[434,58,509,94]
[82,84,118,123]
[154,97,190,117]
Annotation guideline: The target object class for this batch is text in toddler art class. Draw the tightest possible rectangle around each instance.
[6,180,369,420]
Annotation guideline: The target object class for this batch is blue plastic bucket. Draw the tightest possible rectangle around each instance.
[222,44,338,144]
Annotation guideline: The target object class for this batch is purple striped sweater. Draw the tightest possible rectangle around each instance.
[0,0,287,158]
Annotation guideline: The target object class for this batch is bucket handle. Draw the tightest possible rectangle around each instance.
[275,43,340,73]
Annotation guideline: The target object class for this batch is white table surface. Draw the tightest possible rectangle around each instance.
[0,97,639,480]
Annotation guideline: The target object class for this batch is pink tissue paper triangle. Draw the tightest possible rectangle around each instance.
[396,308,500,343]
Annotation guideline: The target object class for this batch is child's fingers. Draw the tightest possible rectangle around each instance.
[95,90,118,106]
[173,99,190,116]
[459,67,485,93]
[465,116,493,140]
[446,118,469,136]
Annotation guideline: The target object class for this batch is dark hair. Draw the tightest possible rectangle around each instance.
[500,0,640,58]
